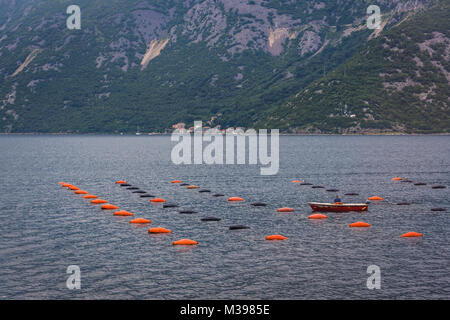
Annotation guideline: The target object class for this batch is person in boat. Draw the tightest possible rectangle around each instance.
[334,195,342,204]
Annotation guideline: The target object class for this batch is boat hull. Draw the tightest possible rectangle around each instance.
[308,202,368,212]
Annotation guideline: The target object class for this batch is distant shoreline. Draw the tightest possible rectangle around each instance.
[1,132,449,136]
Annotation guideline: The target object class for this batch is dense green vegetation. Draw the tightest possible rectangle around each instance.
[0,0,448,133]
[258,0,450,133]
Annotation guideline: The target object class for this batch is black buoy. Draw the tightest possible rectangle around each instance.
[432,185,446,189]
[431,208,446,212]
[401,180,413,183]
[127,187,139,190]
[251,202,267,207]
[326,189,339,192]
[201,217,221,222]
[132,190,147,194]
[163,204,179,208]
[179,210,197,214]
[180,183,189,186]
[300,183,312,186]
[140,194,155,198]
[312,186,325,189]
[229,225,250,230]
[213,194,225,197]
[345,193,359,196]
[120,184,131,187]
[414,182,427,186]
[199,189,211,193]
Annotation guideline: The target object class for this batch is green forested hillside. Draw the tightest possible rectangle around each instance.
[258,0,450,133]
[0,0,447,133]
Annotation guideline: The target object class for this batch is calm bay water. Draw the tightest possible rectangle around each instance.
[0,135,449,299]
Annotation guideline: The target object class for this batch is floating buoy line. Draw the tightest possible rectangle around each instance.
[59,175,447,249]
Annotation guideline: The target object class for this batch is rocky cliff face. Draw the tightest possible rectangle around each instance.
[0,0,444,133]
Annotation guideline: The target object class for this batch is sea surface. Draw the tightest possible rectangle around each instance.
[0,135,449,299]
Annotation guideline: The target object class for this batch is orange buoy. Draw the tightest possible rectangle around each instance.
[130,218,151,224]
[349,221,371,228]
[68,186,80,190]
[368,196,383,201]
[90,199,108,204]
[58,182,66,185]
[401,232,423,237]
[150,198,166,203]
[392,177,403,181]
[308,213,328,219]
[266,235,288,240]
[115,180,127,184]
[292,180,303,183]
[228,197,244,201]
[114,210,134,216]
[148,227,171,233]
[277,207,294,212]
[173,239,198,245]
[82,195,98,199]
[62,183,72,188]
[187,185,199,189]
[74,190,89,194]
[171,180,182,183]
[101,204,119,210]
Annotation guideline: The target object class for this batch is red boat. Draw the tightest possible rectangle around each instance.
[308,202,368,212]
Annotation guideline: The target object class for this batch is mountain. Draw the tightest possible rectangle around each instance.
[0,0,446,133]
[257,0,450,133]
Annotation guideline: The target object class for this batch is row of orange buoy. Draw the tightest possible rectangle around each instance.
[120,180,287,241]
[60,178,424,248]
[175,179,295,215]
[363,176,438,236]
[171,179,424,239]
[175,179,420,238]
[291,178,425,237]
[391,176,447,212]
[60,181,196,245]
[392,176,448,189]
[291,178,387,202]
[169,180,288,240]
[115,181,217,243]
[307,211,422,236]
